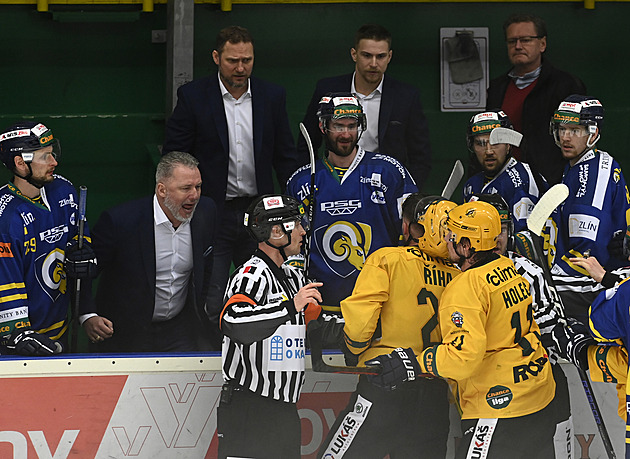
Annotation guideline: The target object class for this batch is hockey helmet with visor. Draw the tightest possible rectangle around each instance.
[317,93,367,133]
[550,95,603,149]
[469,192,514,253]
[466,110,513,154]
[442,201,501,252]
[245,194,307,245]
[0,122,60,170]
[414,195,457,259]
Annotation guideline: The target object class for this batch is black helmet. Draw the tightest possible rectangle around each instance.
[550,94,604,149]
[245,194,306,243]
[466,110,513,153]
[551,94,604,130]
[0,122,60,171]
[316,93,367,132]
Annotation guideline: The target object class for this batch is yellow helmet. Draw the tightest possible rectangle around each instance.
[415,197,456,258]
[443,201,501,252]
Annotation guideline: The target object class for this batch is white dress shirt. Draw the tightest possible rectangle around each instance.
[352,72,384,153]
[153,195,194,322]
[219,74,258,199]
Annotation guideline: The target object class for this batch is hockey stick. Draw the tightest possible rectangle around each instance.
[527,185,617,459]
[489,126,523,147]
[308,325,382,375]
[527,183,569,237]
[299,123,317,278]
[70,185,88,353]
[299,123,376,376]
[441,160,464,200]
[308,326,437,378]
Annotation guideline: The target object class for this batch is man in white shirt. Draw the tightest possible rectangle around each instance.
[298,24,432,189]
[85,152,219,352]
[163,26,303,338]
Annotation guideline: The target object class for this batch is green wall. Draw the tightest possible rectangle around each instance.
[1,2,629,223]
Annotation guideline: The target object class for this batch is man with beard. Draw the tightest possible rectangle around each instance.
[298,24,432,189]
[0,121,95,355]
[462,110,546,233]
[163,26,303,342]
[87,151,219,352]
[286,93,417,318]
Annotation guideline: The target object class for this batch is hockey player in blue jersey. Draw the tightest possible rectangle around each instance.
[548,95,630,285]
[286,93,417,315]
[0,122,97,355]
[462,109,547,233]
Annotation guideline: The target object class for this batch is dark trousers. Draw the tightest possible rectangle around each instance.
[457,393,558,459]
[206,198,257,329]
[318,375,450,458]
[144,309,198,352]
[93,307,197,353]
[217,385,301,459]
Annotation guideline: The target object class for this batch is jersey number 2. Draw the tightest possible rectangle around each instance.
[418,288,439,347]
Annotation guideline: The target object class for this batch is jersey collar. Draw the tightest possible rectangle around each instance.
[7,181,49,211]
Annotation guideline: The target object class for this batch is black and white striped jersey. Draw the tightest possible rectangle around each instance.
[552,266,630,323]
[221,249,308,404]
[553,266,630,296]
[508,251,562,363]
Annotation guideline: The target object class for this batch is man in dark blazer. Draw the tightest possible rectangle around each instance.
[298,24,431,189]
[84,152,219,352]
[163,26,304,331]
[485,13,586,186]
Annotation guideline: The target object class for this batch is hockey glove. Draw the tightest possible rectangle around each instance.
[551,319,595,371]
[623,225,630,260]
[65,240,98,279]
[607,229,625,262]
[365,347,420,391]
[7,329,63,356]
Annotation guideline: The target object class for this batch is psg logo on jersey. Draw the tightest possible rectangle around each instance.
[451,311,464,328]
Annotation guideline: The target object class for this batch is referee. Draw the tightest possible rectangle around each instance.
[218,194,323,458]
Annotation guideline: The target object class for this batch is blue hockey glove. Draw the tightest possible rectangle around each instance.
[7,329,63,356]
[365,347,421,390]
[65,241,97,279]
[551,318,595,371]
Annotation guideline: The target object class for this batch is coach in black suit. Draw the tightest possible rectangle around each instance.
[163,26,304,331]
[298,24,431,189]
[84,152,219,352]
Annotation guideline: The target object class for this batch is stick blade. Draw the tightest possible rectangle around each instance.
[527,184,570,236]
[489,127,523,147]
[441,160,464,199]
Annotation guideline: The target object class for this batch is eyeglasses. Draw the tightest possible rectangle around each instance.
[506,36,541,46]
[327,122,359,133]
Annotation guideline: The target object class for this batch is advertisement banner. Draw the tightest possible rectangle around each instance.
[0,356,624,458]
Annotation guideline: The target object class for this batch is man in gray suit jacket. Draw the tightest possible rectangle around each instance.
[298,24,431,189]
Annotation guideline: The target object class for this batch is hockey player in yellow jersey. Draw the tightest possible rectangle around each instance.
[416,200,558,459]
[317,197,461,458]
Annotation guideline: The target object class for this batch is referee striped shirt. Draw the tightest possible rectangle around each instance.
[508,252,562,363]
[221,249,307,404]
